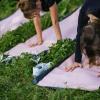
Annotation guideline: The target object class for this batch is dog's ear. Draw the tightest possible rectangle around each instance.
[88,14,99,23]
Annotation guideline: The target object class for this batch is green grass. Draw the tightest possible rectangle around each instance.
[0,21,35,52]
[0,39,100,100]
[58,0,83,20]
[0,0,82,20]
[0,0,83,53]
[1,0,99,99]
[0,0,17,20]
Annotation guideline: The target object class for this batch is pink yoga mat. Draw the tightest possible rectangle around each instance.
[0,9,45,37]
[38,54,100,91]
[0,9,28,37]
[5,8,80,56]
[4,8,100,91]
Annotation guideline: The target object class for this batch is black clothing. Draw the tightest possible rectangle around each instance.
[41,0,61,11]
[75,0,100,63]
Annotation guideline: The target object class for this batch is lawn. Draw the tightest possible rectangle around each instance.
[0,0,82,20]
[1,0,100,100]
[0,0,17,20]
[0,39,100,100]
[0,0,82,53]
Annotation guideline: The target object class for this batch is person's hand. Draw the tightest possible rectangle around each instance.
[26,40,43,47]
[37,40,43,45]
[27,42,38,47]
[65,62,82,72]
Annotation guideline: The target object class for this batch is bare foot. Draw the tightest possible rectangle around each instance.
[65,62,82,72]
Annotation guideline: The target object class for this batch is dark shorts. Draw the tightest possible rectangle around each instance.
[41,0,61,11]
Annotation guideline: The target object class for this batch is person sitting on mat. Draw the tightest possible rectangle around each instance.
[17,0,62,46]
[65,0,100,74]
